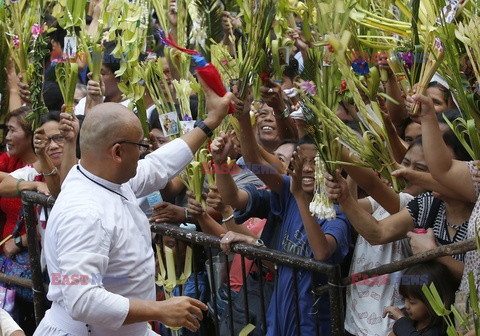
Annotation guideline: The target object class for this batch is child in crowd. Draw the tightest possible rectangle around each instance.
[383,261,457,336]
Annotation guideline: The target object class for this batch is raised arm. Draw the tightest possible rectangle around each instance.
[340,147,401,214]
[187,190,256,239]
[6,60,23,111]
[210,133,249,210]
[326,169,414,245]
[58,111,80,186]
[234,95,284,194]
[410,94,476,202]
[392,167,473,202]
[381,62,408,132]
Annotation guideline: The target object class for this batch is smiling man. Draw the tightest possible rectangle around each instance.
[255,104,280,153]
[235,91,351,335]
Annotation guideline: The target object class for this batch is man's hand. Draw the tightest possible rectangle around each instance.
[405,93,435,119]
[406,228,438,254]
[201,76,234,130]
[17,74,31,105]
[325,169,351,204]
[220,231,257,254]
[259,78,287,114]
[206,185,226,213]
[4,238,21,259]
[186,190,206,217]
[287,150,304,196]
[383,306,405,321]
[210,133,232,165]
[33,128,48,157]
[150,202,186,223]
[221,12,234,36]
[288,27,309,52]
[59,112,80,143]
[156,296,207,332]
[168,0,178,26]
[86,72,104,106]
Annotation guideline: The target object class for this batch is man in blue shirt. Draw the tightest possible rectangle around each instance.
[220,92,351,334]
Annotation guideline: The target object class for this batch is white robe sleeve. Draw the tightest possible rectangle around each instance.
[130,138,193,198]
[55,209,129,330]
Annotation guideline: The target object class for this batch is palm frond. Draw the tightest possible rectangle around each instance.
[194,0,224,59]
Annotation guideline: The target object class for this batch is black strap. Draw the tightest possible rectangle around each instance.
[12,207,25,238]
[77,166,128,201]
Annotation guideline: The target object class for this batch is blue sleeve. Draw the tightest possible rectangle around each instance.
[322,206,351,264]
[234,184,271,224]
[270,175,291,216]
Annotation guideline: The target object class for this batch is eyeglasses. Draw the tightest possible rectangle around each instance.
[117,140,150,153]
[46,134,65,146]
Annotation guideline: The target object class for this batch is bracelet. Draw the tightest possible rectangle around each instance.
[15,178,25,196]
[185,207,193,222]
[42,167,58,177]
[221,214,234,223]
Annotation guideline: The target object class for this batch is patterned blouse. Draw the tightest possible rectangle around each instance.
[460,162,480,291]
[406,192,469,262]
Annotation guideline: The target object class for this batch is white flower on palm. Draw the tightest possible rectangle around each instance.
[189,21,207,50]
[309,155,336,220]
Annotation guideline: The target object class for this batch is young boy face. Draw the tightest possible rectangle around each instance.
[298,143,318,194]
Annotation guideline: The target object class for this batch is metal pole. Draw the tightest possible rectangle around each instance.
[22,198,45,325]
[328,265,344,336]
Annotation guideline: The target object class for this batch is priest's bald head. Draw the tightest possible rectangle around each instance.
[79,103,144,184]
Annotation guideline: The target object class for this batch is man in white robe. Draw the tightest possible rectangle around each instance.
[34,80,233,336]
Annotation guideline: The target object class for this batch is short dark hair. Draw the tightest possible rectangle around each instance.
[43,81,65,112]
[399,261,457,332]
[400,117,415,140]
[283,57,299,81]
[276,138,297,149]
[437,109,462,124]
[102,41,122,76]
[443,130,472,161]
[296,134,315,148]
[406,135,423,153]
[6,106,33,136]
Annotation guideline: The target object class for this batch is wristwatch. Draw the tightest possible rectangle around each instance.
[14,236,24,250]
[274,101,291,119]
[194,119,213,138]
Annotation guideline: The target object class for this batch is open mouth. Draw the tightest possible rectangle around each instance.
[302,177,314,185]
[261,125,274,131]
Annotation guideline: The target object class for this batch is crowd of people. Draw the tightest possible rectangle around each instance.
[0,0,479,335]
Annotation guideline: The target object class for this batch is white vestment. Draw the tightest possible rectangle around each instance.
[34,138,193,336]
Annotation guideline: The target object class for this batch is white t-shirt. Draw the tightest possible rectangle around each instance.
[345,193,413,336]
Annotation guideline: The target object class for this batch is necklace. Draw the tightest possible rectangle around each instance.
[445,221,467,230]
[77,166,128,201]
